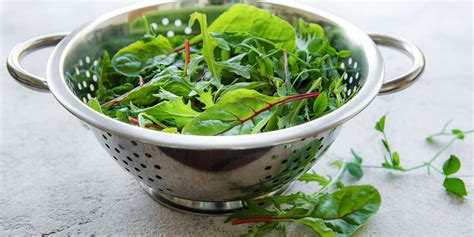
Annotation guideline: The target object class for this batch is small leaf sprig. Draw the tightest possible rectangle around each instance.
[347,116,472,197]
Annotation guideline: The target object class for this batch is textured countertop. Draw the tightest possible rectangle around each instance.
[1,1,472,236]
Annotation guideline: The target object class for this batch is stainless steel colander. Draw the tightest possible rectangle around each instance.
[6,0,424,215]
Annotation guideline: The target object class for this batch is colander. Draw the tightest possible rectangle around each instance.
[6,0,425,215]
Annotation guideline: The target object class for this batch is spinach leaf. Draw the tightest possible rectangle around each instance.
[112,35,173,77]
[207,4,296,52]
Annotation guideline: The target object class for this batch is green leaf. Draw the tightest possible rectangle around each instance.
[443,177,467,197]
[289,217,335,237]
[312,92,328,116]
[195,89,215,109]
[308,38,324,53]
[215,54,251,79]
[161,127,178,133]
[133,97,199,128]
[182,89,320,135]
[375,116,386,132]
[189,12,221,86]
[312,185,381,235]
[330,160,343,168]
[392,152,400,166]
[299,172,330,186]
[298,18,325,39]
[347,162,363,179]
[207,4,296,52]
[86,98,103,114]
[337,50,352,58]
[112,35,173,76]
[451,129,465,140]
[442,155,461,176]
[351,149,363,165]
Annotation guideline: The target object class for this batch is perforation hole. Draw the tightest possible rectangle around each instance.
[131,141,138,146]
[140,164,147,168]
[184,26,192,34]
[102,135,107,140]
[125,168,130,172]
[105,144,110,149]
[75,67,80,75]
[122,160,128,165]
[348,57,353,65]
[174,19,182,26]
[92,75,98,82]
[166,188,173,192]
[281,159,288,164]
[265,175,272,180]
[85,71,90,78]
[167,31,175,37]
[134,167,140,172]
[264,166,271,170]
[127,156,133,162]
[113,156,118,160]
[148,178,154,182]
[353,62,358,68]
[272,179,279,183]
[82,81,87,88]
[145,153,152,158]
[347,89,352,96]
[349,77,353,84]
[162,18,169,25]
[79,59,83,66]
[133,153,139,158]
[77,83,82,90]
[155,175,162,179]
[90,84,95,91]
[340,62,345,69]
[154,165,161,169]
[85,56,90,64]
[114,148,120,153]
[137,175,143,179]
[82,97,87,103]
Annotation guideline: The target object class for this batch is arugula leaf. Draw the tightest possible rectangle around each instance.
[312,185,381,235]
[182,89,320,135]
[112,35,173,77]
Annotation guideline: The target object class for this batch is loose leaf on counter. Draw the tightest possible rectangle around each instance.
[182,89,320,135]
[442,155,461,176]
[228,185,381,237]
[443,178,467,197]
[112,35,173,77]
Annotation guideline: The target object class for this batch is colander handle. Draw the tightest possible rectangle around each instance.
[6,33,68,93]
[369,34,425,95]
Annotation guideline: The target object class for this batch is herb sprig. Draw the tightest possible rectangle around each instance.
[346,116,472,197]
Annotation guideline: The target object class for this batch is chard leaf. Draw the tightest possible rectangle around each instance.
[288,218,334,237]
[112,35,173,76]
[133,97,200,128]
[312,185,381,235]
[182,89,320,135]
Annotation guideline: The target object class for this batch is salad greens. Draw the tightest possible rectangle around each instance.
[87,4,354,135]
[227,162,381,237]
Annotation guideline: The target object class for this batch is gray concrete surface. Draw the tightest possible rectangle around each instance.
[1,1,473,236]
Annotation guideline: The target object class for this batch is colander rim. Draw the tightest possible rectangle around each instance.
[47,0,384,150]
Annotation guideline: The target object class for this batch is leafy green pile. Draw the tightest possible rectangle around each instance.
[87,4,354,135]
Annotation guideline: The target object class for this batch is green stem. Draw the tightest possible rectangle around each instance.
[313,162,347,197]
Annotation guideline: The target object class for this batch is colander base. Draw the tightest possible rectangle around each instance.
[141,183,292,216]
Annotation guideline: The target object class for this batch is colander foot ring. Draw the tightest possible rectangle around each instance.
[141,183,292,216]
